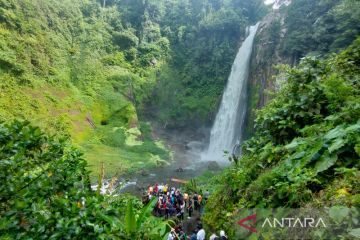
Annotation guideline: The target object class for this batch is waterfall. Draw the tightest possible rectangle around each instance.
[203,23,259,164]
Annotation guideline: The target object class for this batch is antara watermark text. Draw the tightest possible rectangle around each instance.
[262,217,327,228]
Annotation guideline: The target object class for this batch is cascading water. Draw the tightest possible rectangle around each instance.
[203,23,259,164]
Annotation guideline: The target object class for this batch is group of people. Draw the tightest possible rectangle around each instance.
[146,183,207,220]
[168,223,228,240]
[145,184,228,240]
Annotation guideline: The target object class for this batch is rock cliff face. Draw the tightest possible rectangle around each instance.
[244,10,291,138]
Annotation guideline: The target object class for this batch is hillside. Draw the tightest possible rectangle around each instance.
[0,0,172,179]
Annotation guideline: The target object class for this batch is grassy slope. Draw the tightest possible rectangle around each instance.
[0,0,171,180]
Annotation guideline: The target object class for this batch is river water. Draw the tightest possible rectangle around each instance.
[101,126,221,196]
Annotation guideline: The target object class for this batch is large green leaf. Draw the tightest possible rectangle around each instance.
[314,151,338,173]
[349,228,360,238]
[99,212,123,230]
[285,138,322,172]
[328,138,346,153]
[324,126,345,140]
[285,138,305,151]
[301,139,324,166]
[345,122,360,134]
[329,206,350,223]
[136,197,157,229]
[124,200,136,235]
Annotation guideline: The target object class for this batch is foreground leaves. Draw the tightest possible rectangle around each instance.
[0,121,170,239]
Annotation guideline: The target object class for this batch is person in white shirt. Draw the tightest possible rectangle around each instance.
[167,228,176,240]
[196,223,205,240]
[179,200,185,221]
[220,230,228,240]
[209,233,218,240]
[158,184,164,193]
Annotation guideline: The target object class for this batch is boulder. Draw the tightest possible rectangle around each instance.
[207,161,220,171]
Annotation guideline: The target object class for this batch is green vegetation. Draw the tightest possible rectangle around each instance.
[1,0,360,239]
[0,0,267,177]
[244,0,360,139]
[0,121,171,239]
[145,0,267,128]
[281,0,360,61]
[203,38,360,238]
[0,0,172,179]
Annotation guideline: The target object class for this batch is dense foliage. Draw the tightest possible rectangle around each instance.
[203,37,360,238]
[0,121,170,239]
[242,0,360,140]
[139,0,266,127]
[281,0,360,62]
[0,0,172,178]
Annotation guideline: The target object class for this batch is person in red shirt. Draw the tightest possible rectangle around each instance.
[154,184,159,195]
